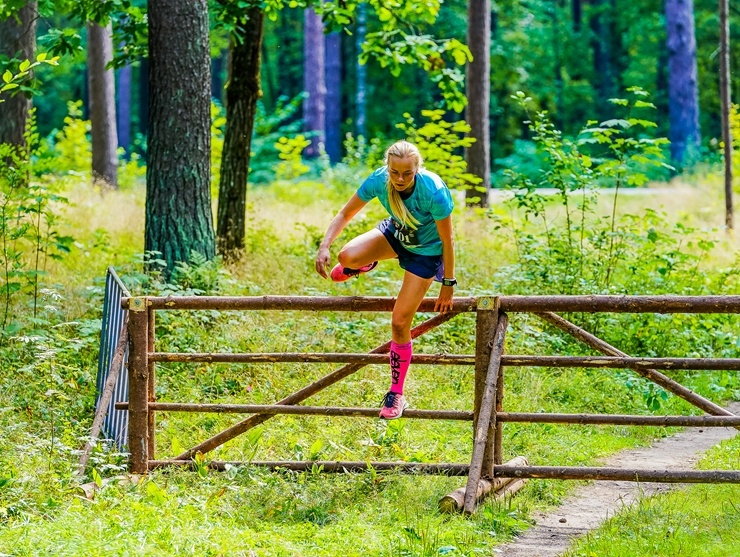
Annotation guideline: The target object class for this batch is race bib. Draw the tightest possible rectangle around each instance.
[392,220,420,246]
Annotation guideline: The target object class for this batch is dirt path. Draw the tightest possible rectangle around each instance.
[494,402,740,557]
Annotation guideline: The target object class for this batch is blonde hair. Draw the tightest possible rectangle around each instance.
[385,140,423,230]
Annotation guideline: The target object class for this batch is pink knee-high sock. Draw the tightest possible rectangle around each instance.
[389,341,412,394]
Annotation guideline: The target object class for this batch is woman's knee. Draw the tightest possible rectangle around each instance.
[337,246,359,268]
[391,313,413,336]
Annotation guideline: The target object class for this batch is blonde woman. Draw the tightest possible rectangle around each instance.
[315,140,456,419]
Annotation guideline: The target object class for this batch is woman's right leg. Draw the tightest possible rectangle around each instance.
[336,228,397,269]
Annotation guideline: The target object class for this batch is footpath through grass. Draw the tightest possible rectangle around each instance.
[1,178,739,556]
[564,435,740,557]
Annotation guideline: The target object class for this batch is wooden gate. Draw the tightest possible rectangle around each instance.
[119,294,740,513]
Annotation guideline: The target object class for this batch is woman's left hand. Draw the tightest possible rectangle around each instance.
[434,285,454,313]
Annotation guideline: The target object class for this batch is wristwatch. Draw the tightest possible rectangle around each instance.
[441,277,457,287]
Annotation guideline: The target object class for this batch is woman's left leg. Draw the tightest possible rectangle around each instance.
[380,271,434,419]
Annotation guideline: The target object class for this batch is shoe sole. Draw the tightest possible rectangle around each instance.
[379,402,410,420]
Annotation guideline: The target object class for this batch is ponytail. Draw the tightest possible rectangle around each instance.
[385,140,423,230]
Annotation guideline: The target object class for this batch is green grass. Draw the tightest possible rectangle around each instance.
[564,435,740,557]
[1,177,739,555]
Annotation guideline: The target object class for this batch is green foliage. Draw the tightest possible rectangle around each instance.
[246,94,306,184]
[274,135,311,181]
[0,53,60,100]
[396,109,482,195]
[210,100,227,195]
[36,101,91,179]
[0,117,73,333]
[497,89,676,295]
[728,103,740,191]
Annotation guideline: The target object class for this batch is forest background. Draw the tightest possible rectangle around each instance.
[1,0,740,555]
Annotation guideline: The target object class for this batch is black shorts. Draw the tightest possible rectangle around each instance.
[376,218,444,281]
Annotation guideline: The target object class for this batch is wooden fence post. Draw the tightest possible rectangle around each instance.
[474,297,499,478]
[147,308,156,460]
[465,311,508,514]
[128,297,150,474]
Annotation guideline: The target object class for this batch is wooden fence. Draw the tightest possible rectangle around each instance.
[117,295,740,514]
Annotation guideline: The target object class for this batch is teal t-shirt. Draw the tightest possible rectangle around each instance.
[356,166,454,255]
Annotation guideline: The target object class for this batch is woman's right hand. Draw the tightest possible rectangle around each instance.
[315,246,332,279]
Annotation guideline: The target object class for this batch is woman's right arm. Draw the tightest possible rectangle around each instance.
[315,193,368,278]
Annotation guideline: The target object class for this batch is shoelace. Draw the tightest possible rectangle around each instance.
[382,391,400,408]
[343,261,377,277]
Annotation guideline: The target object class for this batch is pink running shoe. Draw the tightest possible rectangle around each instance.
[379,391,408,420]
[330,261,378,282]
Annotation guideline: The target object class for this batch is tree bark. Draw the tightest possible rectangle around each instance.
[146,0,215,273]
[719,0,733,230]
[665,0,701,165]
[216,9,264,256]
[465,0,491,208]
[303,8,326,158]
[87,21,118,188]
[324,32,342,163]
[0,2,37,148]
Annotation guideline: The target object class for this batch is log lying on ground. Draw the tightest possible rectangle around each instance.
[439,456,529,513]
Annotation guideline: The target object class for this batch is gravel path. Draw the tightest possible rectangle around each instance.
[494,402,740,557]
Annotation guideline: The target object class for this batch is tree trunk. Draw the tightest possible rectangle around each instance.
[589,0,615,120]
[324,32,342,163]
[146,0,215,273]
[138,57,149,140]
[303,8,325,158]
[465,0,491,208]
[572,0,582,32]
[116,64,132,157]
[665,0,701,165]
[0,2,37,148]
[87,21,118,188]
[355,3,367,139]
[719,0,733,230]
[216,9,264,256]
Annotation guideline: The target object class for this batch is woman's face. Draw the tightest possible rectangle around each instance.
[388,156,417,192]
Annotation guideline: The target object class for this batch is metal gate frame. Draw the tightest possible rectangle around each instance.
[119,294,740,514]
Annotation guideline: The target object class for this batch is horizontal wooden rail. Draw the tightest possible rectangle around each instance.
[493,465,740,483]
[149,459,472,475]
[115,402,740,427]
[499,295,740,313]
[149,352,740,371]
[496,412,740,426]
[150,352,475,365]
[147,460,740,483]
[115,402,472,420]
[502,355,740,370]
[123,294,740,313]
[123,295,478,312]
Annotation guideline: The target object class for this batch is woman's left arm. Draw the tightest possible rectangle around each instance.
[434,215,455,313]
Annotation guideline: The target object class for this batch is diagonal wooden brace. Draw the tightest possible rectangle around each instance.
[536,312,737,424]
[174,310,462,461]
[464,312,508,514]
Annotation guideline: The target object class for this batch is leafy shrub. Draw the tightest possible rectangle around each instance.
[396,109,482,199]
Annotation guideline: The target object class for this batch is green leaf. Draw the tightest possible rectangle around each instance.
[309,438,324,460]
[2,70,11,84]
[600,119,631,129]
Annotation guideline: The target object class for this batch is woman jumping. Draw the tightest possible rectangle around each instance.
[315,140,456,419]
